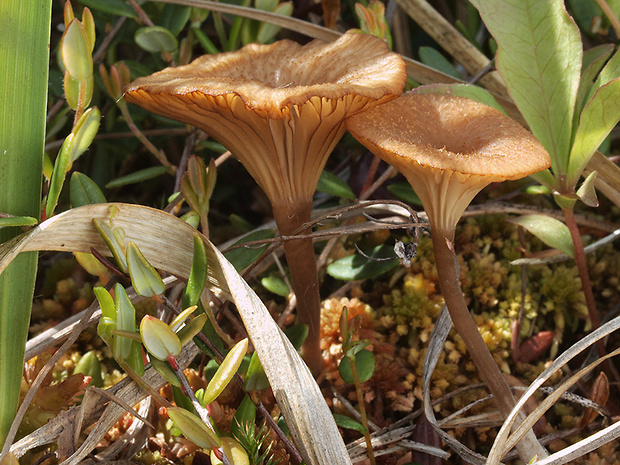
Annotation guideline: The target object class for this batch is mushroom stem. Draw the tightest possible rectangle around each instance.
[430,227,547,461]
[272,199,322,375]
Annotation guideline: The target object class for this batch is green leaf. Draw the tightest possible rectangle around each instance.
[203,338,248,405]
[261,276,290,297]
[316,170,356,200]
[256,1,292,44]
[284,324,308,351]
[567,78,620,186]
[418,46,461,79]
[126,242,166,297]
[94,286,115,321]
[0,216,38,228]
[223,229,275,271]
[181,156,216,227]
[105,166,169,189]
[160,4,192,36]
[78,0,137,17]
[140,315,182,361]
[169,305,198,333]
[46,134,74,218]
[327,244,398,281]
[244,352,270,391]
[386,182,422,206]
[114,283,138,360]
[73,351,103,387]
[135,26,178,53]
[339,349,375,384]
[150,357,182,387]
[126,338,145,376]
[70,107,100,163]
[332,413,367,434]
[470,0,582,176]
[182,234,208,308]
[93,218,128,273]
[70,172,106,207]
[576,45,614,113]
[231,395,257,439]
[61,19,93,80]
[176,313,207,346]
[509,214,574,258]
[167,407,221,449]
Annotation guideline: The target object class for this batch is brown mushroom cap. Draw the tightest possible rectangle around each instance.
[345,92,551,234]
[124,31,406,209]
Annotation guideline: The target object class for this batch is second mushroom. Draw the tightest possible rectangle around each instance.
[124,31,407,374]
[346,91,551,461]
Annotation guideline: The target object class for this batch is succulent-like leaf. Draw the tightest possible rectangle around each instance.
[176,313,207,346]
[70,106,100,163]
[94,219,128,273]
[93,286,115,321]
[46,133,74,217]
[244,352,270,392]
[170,305,198,333]
[134,26,178,53]
[167,406,221,450]
[261,276,289,297]
[61,19,93,81]
[126,242,165,297]
[182,233,208,308]
[210,437,250,465]
[70,172,106,207]
[140,315,182,361]
[202,338,248,405]
[150,357,182,387]
[81,7,96,51]
[114,283,137,360]
[73,351,103,387]
[74,251,108,277]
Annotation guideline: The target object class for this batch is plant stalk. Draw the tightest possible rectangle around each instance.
[430,228,547,461]
[562,207,605,356]
[349,354,376,465]
[272,199,322,375]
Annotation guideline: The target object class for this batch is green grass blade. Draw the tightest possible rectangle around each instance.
[0,0,51,449]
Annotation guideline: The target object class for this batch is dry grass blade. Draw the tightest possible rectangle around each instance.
[0,203,350,465]
[487,314,620,464]
[422,306,485,464]
[9,344,199,460]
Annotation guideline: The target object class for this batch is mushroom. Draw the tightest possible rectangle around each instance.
[124,31,407,373]
[345,91,550,460]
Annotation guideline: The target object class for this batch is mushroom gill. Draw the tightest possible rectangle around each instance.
[124,31,407,373]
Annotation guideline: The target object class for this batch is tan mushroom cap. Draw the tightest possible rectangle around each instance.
[345,92,551,234]
[124,31,406,209]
